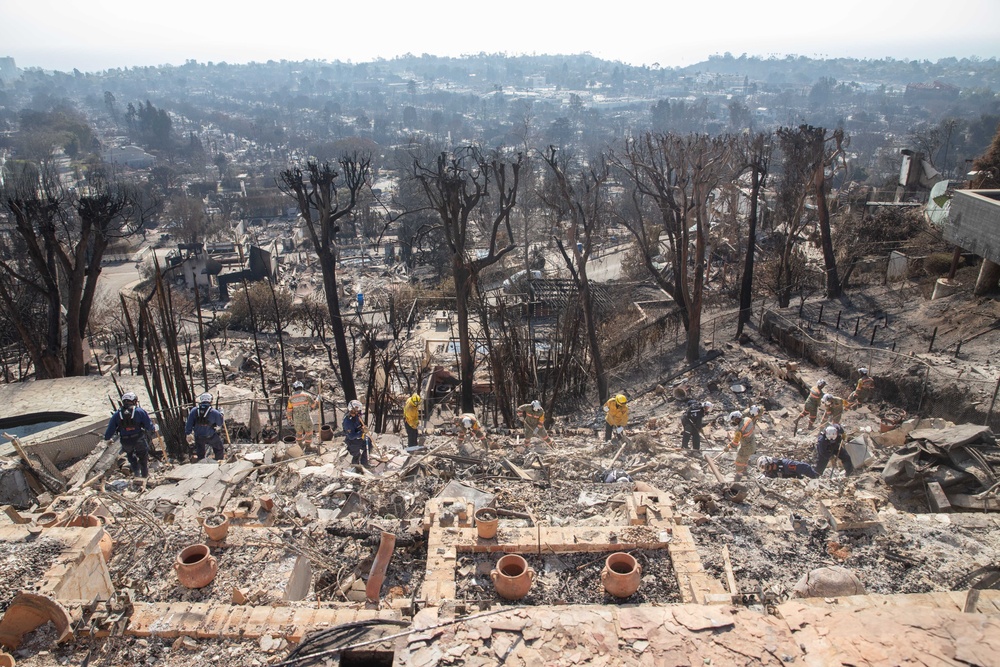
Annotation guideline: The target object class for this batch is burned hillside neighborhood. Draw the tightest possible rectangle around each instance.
[3,53,1000,667]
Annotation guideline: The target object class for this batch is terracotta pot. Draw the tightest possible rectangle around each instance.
[202,513,230,542]
[174,544,218,589]
[67,515,114,562]
[282,435,298,445]
[490,554,534,601]
[601,552,642,598]
[320,424,334,442]
[475,508,498,539]
[35,512,59,528]
[0,650,14,666]
[196,506,217,526]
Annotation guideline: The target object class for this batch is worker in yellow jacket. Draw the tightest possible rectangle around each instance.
[517,400,553,448]
[602,394,629,442]
[403,394,421,448]
[727,411,757,482]
[286,381,320,447]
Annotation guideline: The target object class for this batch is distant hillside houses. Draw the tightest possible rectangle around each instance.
[101,144,155,169]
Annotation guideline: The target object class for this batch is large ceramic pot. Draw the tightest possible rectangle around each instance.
[475,508,498,539]
[601,552,642,598]
[490,554,535,601]
[282,435,298,445]
[174,544,218,589]
[202,513,230,542]
[35,512,59,528]
[320,424,335,442]
[67,514,114,562]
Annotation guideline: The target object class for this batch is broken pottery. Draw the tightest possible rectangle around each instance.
[491,554,534,601]
[601,552,642,598]
[475,508,498,539]
[67,515,114,562]
[35,512,59,528]
[174,544,218,589]
[202,513,230,542]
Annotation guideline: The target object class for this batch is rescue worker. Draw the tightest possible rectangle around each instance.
[403,394,422,449]
[798,379,827,431]
[343,400,370,466]
[815,423,854,476]
[743,404,765,423]
[603,394,629,442]
[757,455,819,479]
[849,367,875,406]
[455,412,488,449]
[820,393,847,427]
[184,393,225,462]
[103,391,156,479]
[727,410,757,482]
[681,400,711,450]
[286,381,320,447]
[516,400,553,448]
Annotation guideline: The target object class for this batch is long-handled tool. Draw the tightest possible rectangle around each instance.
[704,449,748,503]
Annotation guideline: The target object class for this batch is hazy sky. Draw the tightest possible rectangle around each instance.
[2,0,999,73]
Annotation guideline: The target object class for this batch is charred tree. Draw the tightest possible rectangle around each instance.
[736,133,772,337]
[279,157,371,402]
[412,147,523,414]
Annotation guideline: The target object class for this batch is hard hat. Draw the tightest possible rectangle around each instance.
[749,405,761,417]
[292,380,304,390]
[817,379,827,388]
[121,391,138,403]
[410,394,421,405]
[462,417,473,428]
[858,367,868,375]
[729,411,742,422]
[757,456,773,471]
[198,392,212,404]
[349,400,362,411]
[531,400,542,411]
[615,394,627,405]
[825,425,839,440]
[822,393,832,403]
[702,401,713,410]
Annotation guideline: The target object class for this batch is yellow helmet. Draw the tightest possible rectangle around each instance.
[615,394,627,406]
[410,394,421,405]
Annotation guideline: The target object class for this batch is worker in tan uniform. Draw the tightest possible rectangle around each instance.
[795,379,826,432]
[849,368,875,406]
[517,400,554,448]
[286,381,320,447]
[727,410,757,482]
[820,393,847,427]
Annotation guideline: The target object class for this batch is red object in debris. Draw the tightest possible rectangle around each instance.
[365,531,397,604]
[0,592,73,650]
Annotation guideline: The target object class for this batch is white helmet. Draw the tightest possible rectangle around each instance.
[702,401,713,411]
[198,392,212,404]
[858,367,868,375]
[729,411,742,423]
[292,380,304,390]
[824,425,839,440]
[349,400,363,412]
[817,379,827,388]
[121,391,138,404]
[749,405,761,417]
[757,456,774,471]
[531,400,542,411]
[822,393,833,404]
[462,417,473,428]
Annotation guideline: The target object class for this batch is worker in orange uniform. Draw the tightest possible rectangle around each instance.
[849,368,875,406]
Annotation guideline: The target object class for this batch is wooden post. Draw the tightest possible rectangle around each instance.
[854,317,860,336]
[928,326,937,352]
[817,304,824,324]
[835,311,841,329]
[955,340,962,358]
[870,325,877,346]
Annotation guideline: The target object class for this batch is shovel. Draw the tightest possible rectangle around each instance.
[704,449,748,503]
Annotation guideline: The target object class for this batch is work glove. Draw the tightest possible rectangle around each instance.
[603,406,610,413]
[616,427,624,435]
[186,433,195,445]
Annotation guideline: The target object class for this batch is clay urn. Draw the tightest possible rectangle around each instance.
[282,435,298,445]
[320,424,335,442]
[475,508,498,539]
[0,650,14,667]
[67,514,114,562]
[601,552,642,598]
[174,544,218,589]
[202,513,230,542]
[196,506,217,526]
[35,512,59,528]
[490,554,535,601]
